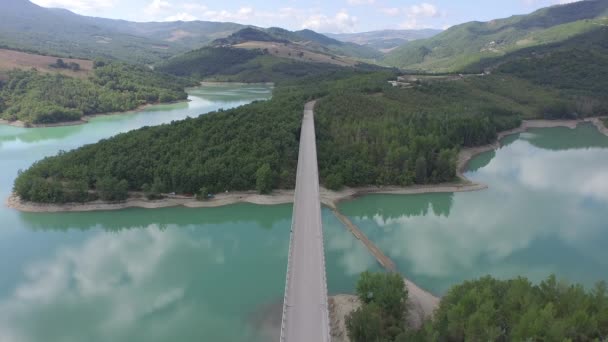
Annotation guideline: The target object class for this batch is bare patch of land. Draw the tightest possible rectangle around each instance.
[0,49,93,79]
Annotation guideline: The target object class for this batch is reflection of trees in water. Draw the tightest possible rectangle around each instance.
[465,149,495,173]
[524,124,608,151]
[0,124,85,145]
[20,203,292,232]
[341,193,455,220]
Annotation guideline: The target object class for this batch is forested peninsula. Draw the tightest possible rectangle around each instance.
[12,54,608,204]
[0,61,195,125]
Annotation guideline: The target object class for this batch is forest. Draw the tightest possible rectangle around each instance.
[156,46,358,83]
[14,62,605,203]
[346,272,608,341]
[0,61,194,124]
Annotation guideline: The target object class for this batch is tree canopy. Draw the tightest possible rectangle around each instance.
[0,62,194,124]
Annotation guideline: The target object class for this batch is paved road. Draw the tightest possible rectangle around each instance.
[280,101,330,342]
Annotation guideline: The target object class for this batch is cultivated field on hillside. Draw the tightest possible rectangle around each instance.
[0,49,93,79]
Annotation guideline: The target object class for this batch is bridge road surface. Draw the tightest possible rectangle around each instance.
[279,101,331,342]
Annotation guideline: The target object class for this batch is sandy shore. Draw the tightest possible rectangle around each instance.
[7,116,608,213]
[0,100,190,129]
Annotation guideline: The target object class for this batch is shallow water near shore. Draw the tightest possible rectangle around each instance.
[0,84,381,341]
[339,123,608,295]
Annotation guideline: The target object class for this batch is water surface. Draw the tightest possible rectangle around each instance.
[0,84,379,341]
[339,124,608,295]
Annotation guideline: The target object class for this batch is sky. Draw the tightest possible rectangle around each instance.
[30,0,581,33]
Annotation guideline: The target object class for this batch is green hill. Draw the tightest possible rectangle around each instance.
[0,0,381,64]
[0,0,248,63]
[157,28,387,83]
[384,0,608,72]
[326,29,442,51]
[0,61,194,124]
[468,26,608,100]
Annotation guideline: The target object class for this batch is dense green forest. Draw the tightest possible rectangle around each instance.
[383,0,608,71]
[13,58,607,203]
[346,272,608,341]
[0,62,194,124]
[313,70,603,188]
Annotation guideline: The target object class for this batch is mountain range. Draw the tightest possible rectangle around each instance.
[384,0,608,71]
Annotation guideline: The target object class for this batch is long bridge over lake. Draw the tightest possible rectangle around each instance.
[280,101,331,342]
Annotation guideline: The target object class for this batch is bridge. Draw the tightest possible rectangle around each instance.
[280,101,331,342]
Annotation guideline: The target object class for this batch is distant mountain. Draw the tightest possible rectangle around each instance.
[0,0,382,64]
[384,0,608,72]
[210,27,382,62]
[326,29,441,52]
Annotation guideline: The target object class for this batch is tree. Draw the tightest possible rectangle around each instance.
[415,156,427,184]
[68,62,80,71]
[324,173,344,190]
[53,58,66,68]
[97,177,128,201]
[196,186,210,201]
[256,163,273,194]
[348,272,409,341]
[347,303,384,342]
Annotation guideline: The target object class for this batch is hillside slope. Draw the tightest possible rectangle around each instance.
[0,0,381,64]
[157,28,386,83]
[327,29,441,52]
[384,0,608,71]
[0,0,247,63]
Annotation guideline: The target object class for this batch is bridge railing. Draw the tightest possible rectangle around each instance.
[279,116,305,342]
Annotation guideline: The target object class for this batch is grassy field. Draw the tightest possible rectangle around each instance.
[0,49,93,79]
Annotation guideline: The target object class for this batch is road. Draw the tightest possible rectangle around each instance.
[280,101,331,342]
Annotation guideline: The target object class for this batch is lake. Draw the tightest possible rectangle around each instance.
[1,84,607,340]
[339,123,608,295]
[0,84,378,342]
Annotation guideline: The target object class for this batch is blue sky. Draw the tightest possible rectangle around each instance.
[31,0,580,33]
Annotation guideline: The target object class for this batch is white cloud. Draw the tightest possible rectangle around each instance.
[400,2,441,29]
[164,12,198,21]
[408,3,439,17]
[31,0,115,13]
[302,10,358,33]
[145,0,172,16]
[203,7,256,22]
[347,0,375,5]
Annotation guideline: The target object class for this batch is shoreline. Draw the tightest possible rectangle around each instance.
[0,99,191,129]
[6,116,608,213]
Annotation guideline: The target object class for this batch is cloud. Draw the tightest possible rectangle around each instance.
[350,137,608,293]
[408,3,439,17]
[164,12,198,21]
[347,0,375,5]
[145,0,172,16]
[0,225,234,341]
[400,2,441,29]
[302,10,358,33]
[31,0,115,13]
